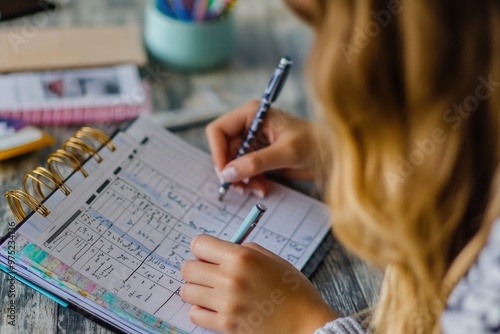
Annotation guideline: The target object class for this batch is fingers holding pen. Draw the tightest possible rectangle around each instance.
[180,283,219,311]
[205,100,261,170]
[214,170,269,198]
[189,234,240,264]
[215,143,293,186]
[182,260,220,287]
[207,103,317,196]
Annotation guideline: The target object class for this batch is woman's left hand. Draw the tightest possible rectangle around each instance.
[181,234,337,334]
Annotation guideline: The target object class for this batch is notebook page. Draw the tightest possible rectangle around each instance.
[7,116,331,334]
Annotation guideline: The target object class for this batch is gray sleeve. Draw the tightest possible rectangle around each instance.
[314,317,367,334]
[440,219,500,334]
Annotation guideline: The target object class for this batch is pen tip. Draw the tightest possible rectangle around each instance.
[218,187,226,201]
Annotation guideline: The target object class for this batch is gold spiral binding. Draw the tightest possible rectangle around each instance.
[4,126,115,221]
[5,190,50,222]
[23,167,71,200]
[63,137,103,163]
[74,127,116,152]
[48,149,89,180]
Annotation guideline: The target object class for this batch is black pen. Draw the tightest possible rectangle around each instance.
[218,56,293,201]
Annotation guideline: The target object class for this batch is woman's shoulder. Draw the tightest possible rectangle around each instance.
[441,218,500,333]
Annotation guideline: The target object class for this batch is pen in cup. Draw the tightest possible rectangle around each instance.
[156,0,236,22]
[230,203,267,244]
[218,56,293,201]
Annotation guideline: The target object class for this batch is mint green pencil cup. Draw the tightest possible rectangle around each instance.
[144,0,235,71]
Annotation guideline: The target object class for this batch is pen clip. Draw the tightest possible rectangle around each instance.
[265,69,289,103]
[239,204,267,242]
[231,203,268,244]
[265,58,293,103]
[238,224,256,244]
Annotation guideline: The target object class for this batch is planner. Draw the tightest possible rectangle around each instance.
[0,116,332,334]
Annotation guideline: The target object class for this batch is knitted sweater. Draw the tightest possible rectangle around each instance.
[314,219,500,334]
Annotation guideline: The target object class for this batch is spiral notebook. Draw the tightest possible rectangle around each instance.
[0,116,332,334]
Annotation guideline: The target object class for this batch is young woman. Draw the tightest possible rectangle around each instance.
[180,1,500,333]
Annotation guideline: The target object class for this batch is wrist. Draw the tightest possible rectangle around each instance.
[308,307,339,333]
[297,301,338,334]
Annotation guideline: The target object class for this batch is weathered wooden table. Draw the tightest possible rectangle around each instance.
[0,1,381,333]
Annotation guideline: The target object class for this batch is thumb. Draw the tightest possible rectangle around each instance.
[218,144,293,183]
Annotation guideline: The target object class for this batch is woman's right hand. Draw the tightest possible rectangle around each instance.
[206,100,317,198]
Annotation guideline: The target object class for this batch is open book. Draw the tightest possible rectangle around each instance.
[0,116,331,334]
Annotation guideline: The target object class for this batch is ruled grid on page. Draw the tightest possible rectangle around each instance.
[4,117,331,334]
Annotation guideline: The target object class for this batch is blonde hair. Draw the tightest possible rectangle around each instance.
[297,0,500,333]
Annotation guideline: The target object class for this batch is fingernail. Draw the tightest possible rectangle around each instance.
[242,177,250,184]
[234,185,245,195]
[214,166,224,183]
[220,166,238,183]
[179,285,186,302]
[252,189,265,199]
